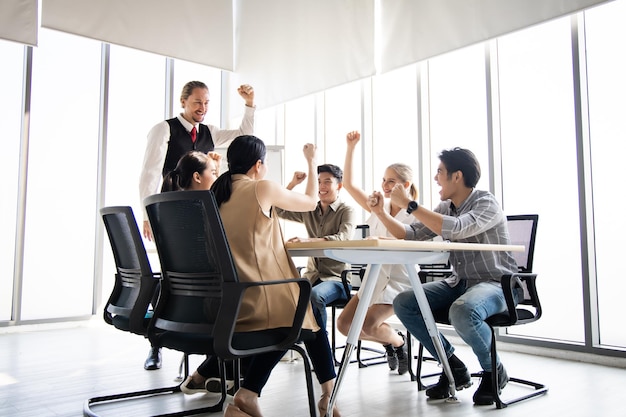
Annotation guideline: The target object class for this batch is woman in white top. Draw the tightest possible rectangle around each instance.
[336,131,418,375]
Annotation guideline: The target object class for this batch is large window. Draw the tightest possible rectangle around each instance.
[0,40,24,321]
[324,81,363,216]
[104,46,166,215]
[21,29,102,320]
[253,106,279,146]
[281,95,317,242]
[427,44,490,206]
[498,17,584,342]
[372,65,419,208]
[324,81,363,162]
[2,0,626,360]
[585,0,626,347]
[103,45,167,301]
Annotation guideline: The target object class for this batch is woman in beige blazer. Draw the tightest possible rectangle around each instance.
[174,136,341,417]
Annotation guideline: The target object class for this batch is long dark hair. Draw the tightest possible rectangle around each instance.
[211,135,266,206]
[161,151,210,192]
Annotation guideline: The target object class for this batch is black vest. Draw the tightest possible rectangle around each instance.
[162,118,214,177]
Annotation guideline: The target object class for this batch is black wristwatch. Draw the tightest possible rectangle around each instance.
[406,200,419,215]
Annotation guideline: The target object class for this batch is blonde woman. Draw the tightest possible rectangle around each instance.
[336,131,418,375]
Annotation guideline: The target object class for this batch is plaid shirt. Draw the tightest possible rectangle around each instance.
[404,189,517,287]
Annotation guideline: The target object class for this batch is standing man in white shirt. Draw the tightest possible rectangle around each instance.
[140,80,255,240]
[138,80,255,370]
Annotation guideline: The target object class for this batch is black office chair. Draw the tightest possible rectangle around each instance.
[413,214,547,408]
[87,207,204,416]
[147,190,316,417]
[99,205,195,384]
[99,206,160,339]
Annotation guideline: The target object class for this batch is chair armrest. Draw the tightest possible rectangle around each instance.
[500,273,540,325]
[214,278,312,359]
[127,272,162,333]
[340,269,353,300]
[104,270,159,333]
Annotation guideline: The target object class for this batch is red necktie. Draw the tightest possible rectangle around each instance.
[190,126,197,143]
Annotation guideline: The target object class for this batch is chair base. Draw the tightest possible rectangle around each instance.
[355,341,387,368]
[84,354,227,417]
[409,331,548,406]
[83,384,225,417]
[470,372,548,409]
[481,324,548,409]
[330,309,386,368]
[333,340,387,368]
[408,340,440,390]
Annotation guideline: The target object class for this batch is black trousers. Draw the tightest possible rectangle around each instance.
[197,329,336,395]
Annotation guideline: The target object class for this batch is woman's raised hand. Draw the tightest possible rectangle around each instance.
[303,143,317,161]
[346,131,360,148]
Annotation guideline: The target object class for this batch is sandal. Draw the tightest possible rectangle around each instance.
[224,404,253,417]
[318,393,341,417]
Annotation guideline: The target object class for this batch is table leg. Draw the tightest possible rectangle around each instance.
[405,265,457,400]
[326,264,382,417]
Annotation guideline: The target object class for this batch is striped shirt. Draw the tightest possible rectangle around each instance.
[404,189,517,287]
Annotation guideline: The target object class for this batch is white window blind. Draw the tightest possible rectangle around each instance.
[0,0,38,45]
[41,0,234,70]
[229,0,376,110]
[379,0,612,74]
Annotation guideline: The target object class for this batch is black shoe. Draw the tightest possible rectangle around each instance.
[205,377,236,395]
[383,343,398,371]
[144,346,162,370]
[394,332,409,376]
[425,365,472,399]
[473,363,509,405]
[180,376,207,395]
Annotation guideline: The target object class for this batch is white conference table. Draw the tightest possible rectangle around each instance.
[287,239,524,416]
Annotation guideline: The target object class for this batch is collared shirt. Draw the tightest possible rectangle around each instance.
[275,199,356,283]
[404,189,517,287]
[139,106,255,218]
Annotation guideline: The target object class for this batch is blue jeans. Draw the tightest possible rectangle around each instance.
[393,280,519,371]
[310,280,350,331]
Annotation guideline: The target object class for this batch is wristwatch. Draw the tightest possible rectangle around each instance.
[406,200,419,215]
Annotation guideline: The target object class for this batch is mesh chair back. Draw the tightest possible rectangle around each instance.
[145,190,236,337]
[506,214,538,273]
[100,206,157,333]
